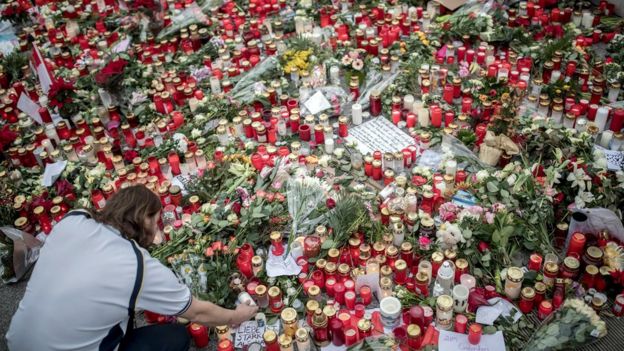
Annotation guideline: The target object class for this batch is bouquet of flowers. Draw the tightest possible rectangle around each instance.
[1,0,31,25]
[340,48,367,86]
[522,299,607,351]
[47,78,81,118]
[94,57,129,90]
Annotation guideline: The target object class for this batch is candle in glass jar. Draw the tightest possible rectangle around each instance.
[504,267,524,300]
[352,103,363,125]
[468,323,482,345]
[360,285,372,305]
[566,232,586,257]
[528,253,542,271]
[189,323,209,348]
[430,107,442,128]
[538,300,553,320]
[455,314,467,333]
[595,106,610,131]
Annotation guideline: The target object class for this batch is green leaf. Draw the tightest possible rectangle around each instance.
[501,189,510,198]
[487,181,499,193]
[321,239,335,249]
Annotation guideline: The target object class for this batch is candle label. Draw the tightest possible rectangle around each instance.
[345,117,415,155]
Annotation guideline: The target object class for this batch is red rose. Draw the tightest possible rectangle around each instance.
[123,150,139,162]
[326,198,336,209]
[553,192,564,205]
[477,241,490,253]
[231,202,241,215]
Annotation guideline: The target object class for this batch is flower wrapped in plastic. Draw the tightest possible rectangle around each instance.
[230,56,281,104]
[522,299,607,351]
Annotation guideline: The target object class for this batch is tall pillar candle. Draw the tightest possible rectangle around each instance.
[352,103,363,125]
[595,106,609,132]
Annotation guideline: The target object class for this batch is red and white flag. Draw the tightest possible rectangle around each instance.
[31,44,53,93]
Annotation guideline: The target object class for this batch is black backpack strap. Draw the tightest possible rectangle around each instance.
[126,239,145,334]
[100,239,144,351]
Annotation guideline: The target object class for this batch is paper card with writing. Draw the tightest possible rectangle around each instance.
[345,117,415,155]
[266,251,302,277]
[439,330,505,351]
[303,91,331,115]
[234,321,265,348]
[17,93,43,124]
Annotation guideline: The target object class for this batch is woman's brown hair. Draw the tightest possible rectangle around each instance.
[90,185,162,248]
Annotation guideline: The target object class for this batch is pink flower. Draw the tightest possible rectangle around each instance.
[439,202,459,222]
[485,212,495,224]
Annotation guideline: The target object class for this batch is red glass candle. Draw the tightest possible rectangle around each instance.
[372,160,382,180]
[168,152,181,176]
[519,287,535,314]
[326,278,337,297]
[299,124,311,141]
[443,84,454,104]
[528,253,542,271]
[236,253,253,278]
[344,279,355,292]
[344,291,356,310]
[360,285,372,306]
[391,109,401,125]
[334,282,346,305]
[430,107,442,127]
[409,306,425,329]
[330,319,345,346]
[566,232,586,257]
[338,117,348,137]
[455,314,468,333]
[344,328,358,346]
[217,339,234,351]
[370,92,382,116]
[189,323,209,348]
[468,324,482,345]
[312,270,325,289]
[610,108,624,132]
[538,300,553,320]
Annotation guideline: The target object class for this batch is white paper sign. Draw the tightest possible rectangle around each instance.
[345,117,415,155]
[303,91,331,115]
[42,160,67,187]
[475,305,502,325]
[234,321,265,348]
[17,93,43,124]
[438,330,506,351]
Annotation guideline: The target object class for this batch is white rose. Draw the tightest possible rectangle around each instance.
[191,128,202,139]
[476,170,490,182]
[506,174,517,187]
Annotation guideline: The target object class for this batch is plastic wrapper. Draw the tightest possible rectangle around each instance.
[565,208,624,250]
[230,56,280,104]
[354,69,399,111]
[157,1,210,40]
[0,226,42,284]
[298,85,351,117]
[347,335,401,350]
[441,134,494,170]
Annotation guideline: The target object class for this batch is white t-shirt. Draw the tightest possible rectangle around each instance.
[6,211,192,351]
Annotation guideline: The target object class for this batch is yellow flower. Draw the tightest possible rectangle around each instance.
[422,40,430,46]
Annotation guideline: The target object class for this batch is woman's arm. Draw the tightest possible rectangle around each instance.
[180,297,258,327]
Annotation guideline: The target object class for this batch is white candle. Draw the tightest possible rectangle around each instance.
[403,94,415,110]
[600,131,614,148]
[445,160,457,176]
[572,12,582,26]
[329,66,340,85]
[210,77,221,94]
[550,70,561,82]
[563,113,576,129]
[418,106,430,127]
[581,11,594,28]
[595,106,610,132]
[460,274,476,291]
[608,85,621,103]
[452,285,469,313]
[324,138,334,153]
[575,118,588,132]
[352,103,362,125]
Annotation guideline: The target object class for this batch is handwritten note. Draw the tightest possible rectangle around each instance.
[439,330,506,351]
[234,321,265,348]
[345,117,415,155]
